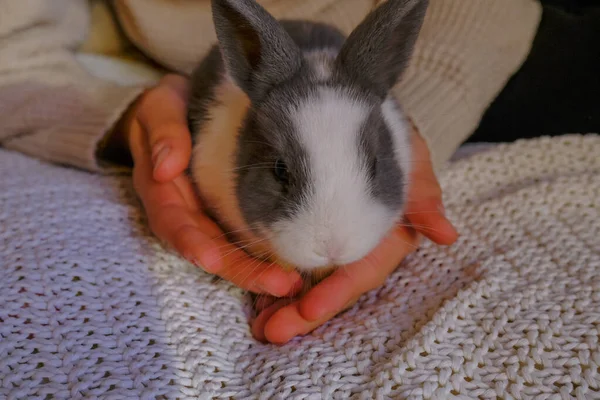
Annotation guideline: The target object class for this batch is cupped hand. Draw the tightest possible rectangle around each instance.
[251,125,459,344]
[116,74,301,297]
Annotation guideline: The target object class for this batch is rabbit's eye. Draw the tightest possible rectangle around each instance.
[273,159,289,184]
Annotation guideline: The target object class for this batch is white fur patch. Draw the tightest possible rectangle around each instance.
[271,87,400,270]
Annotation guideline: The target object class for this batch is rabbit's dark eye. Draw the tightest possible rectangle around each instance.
[273,159,289,184]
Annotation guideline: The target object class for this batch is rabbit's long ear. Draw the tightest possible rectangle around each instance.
[335,0,429,99]
[211,0,302,102]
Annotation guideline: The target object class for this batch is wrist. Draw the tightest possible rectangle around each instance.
[96,93,143,167]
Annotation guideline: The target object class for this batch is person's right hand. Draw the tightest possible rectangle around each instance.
[112,74,302,297]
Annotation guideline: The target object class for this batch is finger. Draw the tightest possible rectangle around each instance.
[130,129,200,213]
[262,301,322,344]
[129,120,151,172]
[129,122,209,256]
[129,121,159,202]
[136,77,192,182]
[405,198,458,245]
[405,128,458,245]
[254,295,278,313]
[171,174,202,211]
[149,204,301,296]
[160,74,190,99]
[128,101,302,296]
[129,123,301,295]
[205,238,302,297]
[252,298,295,343]
[406,128,442,203]
[148,207,218,265]
[140,196,300,296]
[259,226,420,344]
[130,144,194,218]
[183,212,302,296]
[298,224,419,322]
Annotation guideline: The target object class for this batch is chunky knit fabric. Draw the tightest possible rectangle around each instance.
[1,134,599,399]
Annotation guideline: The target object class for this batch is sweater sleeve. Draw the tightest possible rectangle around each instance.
[0,0,148,173]
[111,0,542,169]
[0,0,542,173]
[391,0,542,169]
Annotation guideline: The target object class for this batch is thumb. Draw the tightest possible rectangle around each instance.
[136,75,192,182]
[405,197,458,245]
[404,120,458,245]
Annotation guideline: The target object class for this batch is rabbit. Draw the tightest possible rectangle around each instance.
[186,0,428,287]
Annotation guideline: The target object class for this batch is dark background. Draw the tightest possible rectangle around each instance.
[467,0,600,143]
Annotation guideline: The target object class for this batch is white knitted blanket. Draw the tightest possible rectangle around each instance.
[1,134,599,400]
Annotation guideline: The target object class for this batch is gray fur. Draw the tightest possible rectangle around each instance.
[211,0,303,102]
[359,98,406,210]
[277,20,347,51]
[186,45,224,144]
[335,0,429,99]
[187,0,428,236]
[186,19,347,139]
[234,76,315,227]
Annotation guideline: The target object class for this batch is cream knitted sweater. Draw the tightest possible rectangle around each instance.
[0,0,542,171]
[2,133,598,399]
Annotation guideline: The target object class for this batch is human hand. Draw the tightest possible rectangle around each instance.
[251,125,459,344]
[113,74,301,297]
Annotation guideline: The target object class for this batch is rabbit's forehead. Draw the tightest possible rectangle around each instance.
[290,86,371,180]
[287,86,409,210]
[284,86,379,209]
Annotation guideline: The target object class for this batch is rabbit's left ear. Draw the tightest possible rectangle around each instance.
[211,0,303,102]
[334,0,429,99]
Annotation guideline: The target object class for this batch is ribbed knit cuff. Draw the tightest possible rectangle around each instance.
[0,81,145,174]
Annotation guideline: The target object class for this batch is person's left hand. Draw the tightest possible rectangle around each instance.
[251,126,459,344]
[109,74,302,297]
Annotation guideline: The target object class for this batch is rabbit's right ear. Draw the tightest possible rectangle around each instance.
[335,0,429,100]
[211,0,302,102]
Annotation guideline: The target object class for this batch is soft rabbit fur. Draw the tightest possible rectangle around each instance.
[187,0,428,280]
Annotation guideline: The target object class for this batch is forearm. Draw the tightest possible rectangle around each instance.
[0,79,144,172]
[0,0,147,173]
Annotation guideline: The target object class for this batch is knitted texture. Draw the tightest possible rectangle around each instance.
[1,134,598,399]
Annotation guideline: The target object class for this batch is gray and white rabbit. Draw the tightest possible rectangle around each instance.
[187,0,428,278]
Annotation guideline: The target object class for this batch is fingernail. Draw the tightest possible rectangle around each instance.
[198,246,222,273]
[258,271,300,297]
[257,282,289,298]
[152,144,170,172]
[256,284,277,297]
